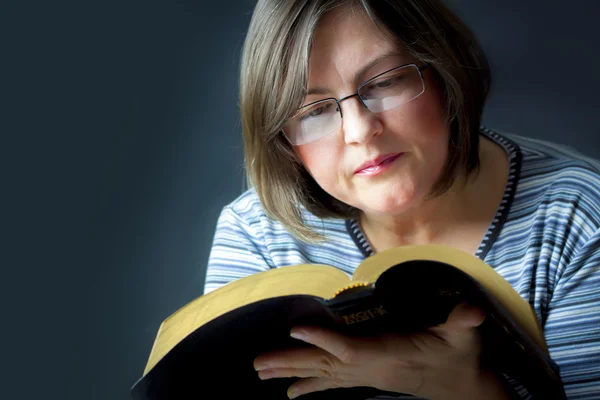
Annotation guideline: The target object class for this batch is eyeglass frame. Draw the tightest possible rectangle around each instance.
[282,62,430,145]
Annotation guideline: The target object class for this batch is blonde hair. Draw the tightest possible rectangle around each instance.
[240,0,491,243]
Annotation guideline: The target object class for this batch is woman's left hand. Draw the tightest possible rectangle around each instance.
[253,302,508,400]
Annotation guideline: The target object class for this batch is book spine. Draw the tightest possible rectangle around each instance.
[326,289,391,336]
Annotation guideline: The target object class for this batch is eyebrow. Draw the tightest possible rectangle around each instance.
[306,51,404,96]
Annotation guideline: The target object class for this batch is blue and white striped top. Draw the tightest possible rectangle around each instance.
[204,128,600,399]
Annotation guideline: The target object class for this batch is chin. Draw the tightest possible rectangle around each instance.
[359,192,420,217]
[367,204,414,217]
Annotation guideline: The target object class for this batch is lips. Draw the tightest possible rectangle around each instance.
[354,153,403,175]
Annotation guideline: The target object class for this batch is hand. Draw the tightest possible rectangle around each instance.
[253,302,505,400]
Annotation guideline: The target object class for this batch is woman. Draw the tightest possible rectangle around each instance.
[204,0,600,398]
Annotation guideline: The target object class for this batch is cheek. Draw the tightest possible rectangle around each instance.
[409,88,447,130]
[385,85,449,149]
[417,92,450,156]
[294,141,339,183]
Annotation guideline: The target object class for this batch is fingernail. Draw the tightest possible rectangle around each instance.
[258,369,275,380]
[254,361,269,371]
[290,329,307,341]
[287,387,298,399]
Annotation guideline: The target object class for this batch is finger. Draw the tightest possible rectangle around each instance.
[442,301,486,330]
[286,376,350,399]
[289,327,363,364]
[254,346,340,371]
[431,302,485,351]
[257,367,353,381]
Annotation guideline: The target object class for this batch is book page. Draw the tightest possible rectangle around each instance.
[144,264,350,374]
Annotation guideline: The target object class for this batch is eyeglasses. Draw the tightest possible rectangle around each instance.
[282,63,429,146]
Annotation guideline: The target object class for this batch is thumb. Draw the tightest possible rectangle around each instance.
[444,301,486,330]
[432,302,485,351]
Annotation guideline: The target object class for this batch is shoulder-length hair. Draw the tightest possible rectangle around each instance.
[239,0,491,242]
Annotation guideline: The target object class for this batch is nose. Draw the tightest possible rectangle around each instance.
[337,95,383,145]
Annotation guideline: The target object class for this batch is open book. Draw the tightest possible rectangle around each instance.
[131,244,565,399]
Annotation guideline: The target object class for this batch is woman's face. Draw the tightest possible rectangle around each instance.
[293,6,449,218]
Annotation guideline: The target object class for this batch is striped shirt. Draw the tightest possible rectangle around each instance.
[204,128,600,399]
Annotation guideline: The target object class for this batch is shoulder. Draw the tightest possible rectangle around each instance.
[214,188,286,250]
[221,187,351,237]
[214,188,364,269]
[485,129,599,272]
[221,187,267,225]
[498,131,600,232]
[504,131,600,177]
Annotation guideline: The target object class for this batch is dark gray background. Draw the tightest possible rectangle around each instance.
[3,1,598,399]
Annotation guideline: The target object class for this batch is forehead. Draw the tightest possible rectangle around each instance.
[308,5,407,84]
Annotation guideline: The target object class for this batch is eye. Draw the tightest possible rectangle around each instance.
[375,75,403,88]
[309,107,325,117]
[299,102,334,121]
[360,73,407,100]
